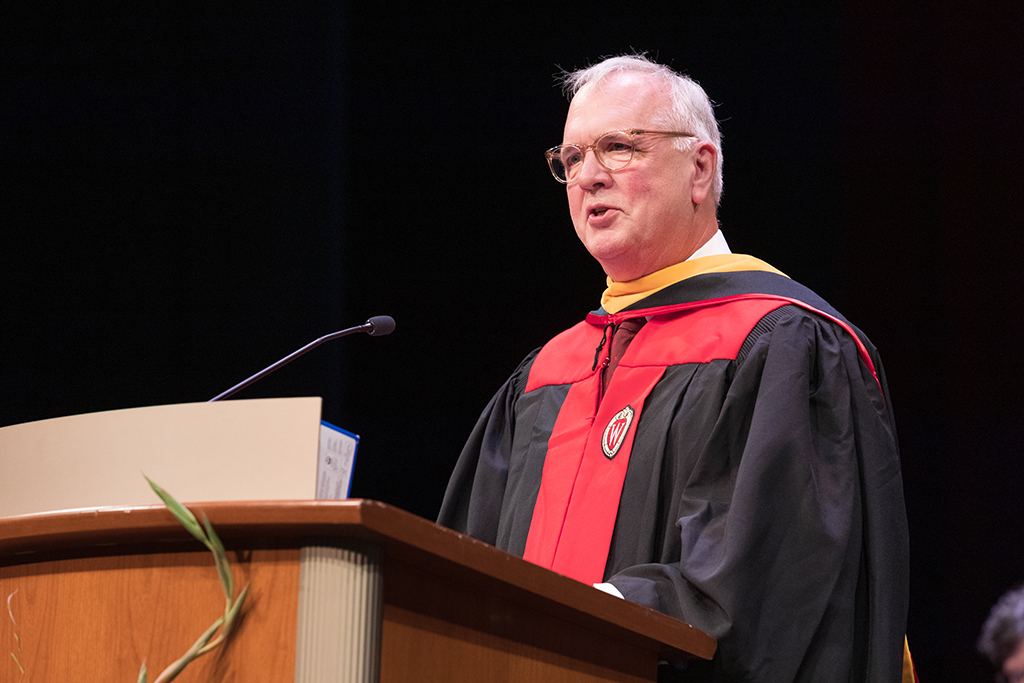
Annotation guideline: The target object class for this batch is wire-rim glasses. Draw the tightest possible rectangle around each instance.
[544,129,695,184]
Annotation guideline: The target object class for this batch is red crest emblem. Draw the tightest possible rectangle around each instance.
[601,405,635,459]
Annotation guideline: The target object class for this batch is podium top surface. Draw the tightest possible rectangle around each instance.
[0,398,324,517]
[0,499,715,661]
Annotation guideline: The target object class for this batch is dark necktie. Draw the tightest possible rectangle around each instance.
[601,317,646,396]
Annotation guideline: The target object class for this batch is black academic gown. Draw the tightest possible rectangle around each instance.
[438,268,909,682]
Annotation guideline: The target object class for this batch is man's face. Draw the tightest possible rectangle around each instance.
[562,74,704,282]
[1004,639,1024,683]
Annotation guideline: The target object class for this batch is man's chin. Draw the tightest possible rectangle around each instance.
[584,247,637,281]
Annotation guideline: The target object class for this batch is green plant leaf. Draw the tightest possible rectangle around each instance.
[201,514,233,601]
[198,583,250,655]
[142,477,250,683]
[144,476,208,548]
[152,618,224,683]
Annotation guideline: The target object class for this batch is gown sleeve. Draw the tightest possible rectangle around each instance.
[437,349,539,545]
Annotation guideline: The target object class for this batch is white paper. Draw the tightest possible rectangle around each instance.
[316,421,359,500]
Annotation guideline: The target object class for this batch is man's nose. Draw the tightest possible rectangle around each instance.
[575,149,610,190]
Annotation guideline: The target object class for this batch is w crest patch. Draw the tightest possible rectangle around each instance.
[601,405,635,459]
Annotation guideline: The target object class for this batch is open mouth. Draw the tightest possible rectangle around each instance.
[590,206,613,217]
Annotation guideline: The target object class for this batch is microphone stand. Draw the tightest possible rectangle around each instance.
[208,316,394,402]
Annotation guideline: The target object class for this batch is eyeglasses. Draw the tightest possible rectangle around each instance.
[544,129,695,184]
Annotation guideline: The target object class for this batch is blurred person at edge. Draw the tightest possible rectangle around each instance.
[980,585,1024,683]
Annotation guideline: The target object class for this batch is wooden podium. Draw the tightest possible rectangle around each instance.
[0,499,715,682]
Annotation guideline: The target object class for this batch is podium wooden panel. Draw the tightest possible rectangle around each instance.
[0,500,715,681]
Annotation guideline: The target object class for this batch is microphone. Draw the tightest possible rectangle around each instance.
[208,315,395,402]
[365,315,395,337]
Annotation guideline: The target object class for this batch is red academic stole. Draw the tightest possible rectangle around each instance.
[521,294,879,585]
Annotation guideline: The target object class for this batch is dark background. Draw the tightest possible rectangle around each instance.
[3,3,1022,679]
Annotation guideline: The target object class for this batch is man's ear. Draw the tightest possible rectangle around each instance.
[690,142,717,206]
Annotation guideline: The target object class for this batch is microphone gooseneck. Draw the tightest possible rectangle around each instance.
[208,316,396,402]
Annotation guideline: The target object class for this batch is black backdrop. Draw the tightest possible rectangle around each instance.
[3,3,1023,679]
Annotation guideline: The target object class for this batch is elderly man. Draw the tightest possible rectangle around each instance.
[438,55,910,682]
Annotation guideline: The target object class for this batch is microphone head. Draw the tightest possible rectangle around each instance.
[366,315,396,337]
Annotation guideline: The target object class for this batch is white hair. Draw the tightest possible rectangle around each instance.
[560,55,724,205]
[979,585,1024,666]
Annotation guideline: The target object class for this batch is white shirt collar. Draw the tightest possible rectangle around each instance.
[687,229,732,260]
